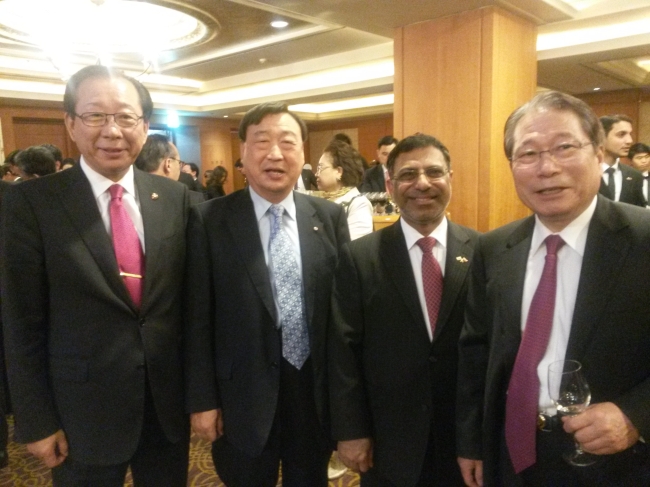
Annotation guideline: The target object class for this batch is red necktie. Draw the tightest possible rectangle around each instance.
[416,237,443,338]
[109,184,144,308]
[505,234,565,473]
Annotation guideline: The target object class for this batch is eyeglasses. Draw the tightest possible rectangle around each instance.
[316,165,334,175]
[169,157,185,167]
[74,112,143,128]
[511,141,593,165]
[392,166,448,184]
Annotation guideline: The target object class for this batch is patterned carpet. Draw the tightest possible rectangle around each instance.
[0,417,360,486]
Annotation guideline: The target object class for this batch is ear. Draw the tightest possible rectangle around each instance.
[335,166,343,180]
[64,114,77,142]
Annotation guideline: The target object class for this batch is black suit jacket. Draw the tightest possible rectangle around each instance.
[301,168,317,190]
[329,220,479,486]
[358,164,386,193]
[0,165,190,465]
[184,188,350,457]
[598,163,646,207]
[457,196,650,484]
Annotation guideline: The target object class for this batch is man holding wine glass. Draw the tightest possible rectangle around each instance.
[456,91,650,487]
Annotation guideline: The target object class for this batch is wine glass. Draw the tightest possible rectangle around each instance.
[547,359,596,466]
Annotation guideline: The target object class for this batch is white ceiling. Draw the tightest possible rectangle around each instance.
[0,0,649,120]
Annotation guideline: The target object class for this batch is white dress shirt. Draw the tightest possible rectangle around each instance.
[249,187,303,328]
[80,158,145,252]
[521,197,597,414]
[401,217,448,342]
[642,171,649,208]
[601,160,623,201]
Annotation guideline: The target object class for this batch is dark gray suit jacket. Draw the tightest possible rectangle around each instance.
[184,188,350,457]
[329,220,478,486]
[457,195,650,484]
[0,165,190,465]
[358,164,386,193]
[598,163,646,207]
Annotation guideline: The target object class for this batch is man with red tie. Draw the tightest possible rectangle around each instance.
[329,133,479,486]
[1,65,190,486]
[456,91,650,487]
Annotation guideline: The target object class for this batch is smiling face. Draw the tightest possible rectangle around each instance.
[387,145,452,236]
[510,109,602,232]
[240,112,304,203]
[64,76,149,182]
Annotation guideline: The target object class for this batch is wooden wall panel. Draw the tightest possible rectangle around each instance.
[394,7,536,231]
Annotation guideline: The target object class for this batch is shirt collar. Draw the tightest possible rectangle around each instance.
[249,187,297,222]
[601,159,620,173]
[80,156,137,200]
[400,216,448,250]
[531,195,597,258]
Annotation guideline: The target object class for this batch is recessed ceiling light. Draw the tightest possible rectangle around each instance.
[271,20,288,29]
[223,115,228,118]
[593,87,601,91]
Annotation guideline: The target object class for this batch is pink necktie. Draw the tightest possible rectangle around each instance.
[109,184,144,308]
[505,234,565,473]
[416,237,443,338]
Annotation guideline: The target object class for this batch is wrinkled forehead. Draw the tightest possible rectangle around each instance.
[394,145,446,170]
[514,108,587,146]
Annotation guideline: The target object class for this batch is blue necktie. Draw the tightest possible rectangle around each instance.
[269,204,310,369]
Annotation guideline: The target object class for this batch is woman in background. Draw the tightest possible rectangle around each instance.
[205,165,228,199]
[316,139,373,240]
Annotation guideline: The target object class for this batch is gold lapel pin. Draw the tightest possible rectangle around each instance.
[313,226,319,231]
[456,256,468,263]
[626,177,633,181]
[151,193,159,200]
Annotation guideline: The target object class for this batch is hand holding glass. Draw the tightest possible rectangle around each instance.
[547,359,596,466]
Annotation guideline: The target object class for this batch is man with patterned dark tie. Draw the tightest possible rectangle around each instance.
[328,134,479,487]
[457,91,650,487]
[184,102,350,486]
[597,114,646,207]
[0,65,190,486]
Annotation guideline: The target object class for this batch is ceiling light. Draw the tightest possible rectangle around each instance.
[271,20,289,29]
[593,87,601,91]
[637,59,650,72]
[537,17,650,51]
[166,109,180,128]
[0,0,211,73]
[290,94,394,114]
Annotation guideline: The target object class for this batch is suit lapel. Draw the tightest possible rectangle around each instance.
[434,222,473,340]
[57,165,133,307]
[566,198,630,360]
[380,222,428,333]
[295,194,322,327]
[498,217,535,340]
[136,170,166,313]
[226,190,277,323]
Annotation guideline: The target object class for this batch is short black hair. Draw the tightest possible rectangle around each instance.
[628,143,650,160]
[135,134,173,173]
[15,145,57,177]
[333,133,352,145]
[378,136,398,149]
[238,102,307,142]
[600,114,633,136]
[4,149,22,166]
[323,139,365,187]
[63,65,153,121]
[186,162,199,177]
[386,133,450,175]
[40,143,62,162]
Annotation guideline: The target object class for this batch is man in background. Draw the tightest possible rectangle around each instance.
[598,114,645,206]
[628,142,649,207]
[329,133,478,486]
[1,65,190,486]
[457,91,650,487]
[14,145,58,180]
[358,136,398,193]
[185,102,349,486]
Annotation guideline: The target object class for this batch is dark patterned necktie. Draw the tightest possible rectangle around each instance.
[505,235,565,473]
[109,184,144,308]
[605,166,616,200]
[416,237,443,338]
[269,204,309,369]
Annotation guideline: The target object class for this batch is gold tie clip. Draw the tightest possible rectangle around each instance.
[120,271,143,279]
